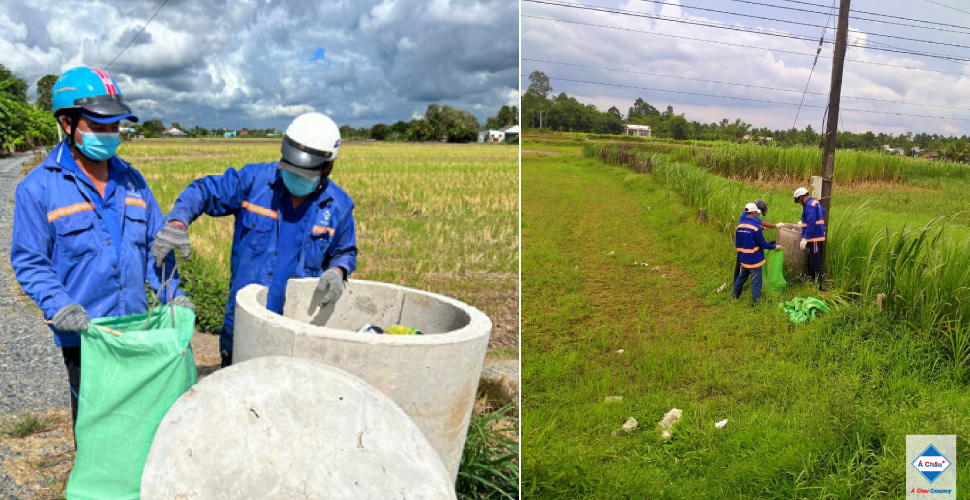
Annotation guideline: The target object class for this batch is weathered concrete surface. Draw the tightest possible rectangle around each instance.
[234,279,492,483]
[141,356,455,500]
[478,359,519,409]
[777,226,807,271]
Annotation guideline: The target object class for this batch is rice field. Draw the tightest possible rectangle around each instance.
[118,139,519,345]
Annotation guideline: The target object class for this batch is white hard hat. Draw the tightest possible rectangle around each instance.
[744,202,761,214]
[793,187,809,199]
[280,112,341,178]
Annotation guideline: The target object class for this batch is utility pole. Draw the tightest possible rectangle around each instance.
[820,0,851,226]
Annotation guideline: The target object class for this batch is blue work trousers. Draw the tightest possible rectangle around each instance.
[733,265,763,305]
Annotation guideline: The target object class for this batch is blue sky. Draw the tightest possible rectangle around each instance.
[1,0,519,130]
[522,0,970,136]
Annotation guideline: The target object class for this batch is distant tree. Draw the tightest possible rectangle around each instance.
[370,123,390,141]
[188,126,208,137]
[391,120,409,136]
[139,118,165,138]
[406,119,434,141]
[523,71,552,129]
[607,106,622,119]
[0,63,29,102]
[526,71,551,100]
[35,74,58,112]
[668,115,690,140]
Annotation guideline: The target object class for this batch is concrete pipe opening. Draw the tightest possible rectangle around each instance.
[233,279,492,483]
[142,356,455,500]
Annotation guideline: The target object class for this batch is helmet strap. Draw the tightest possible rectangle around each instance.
[320,161,334,179]
[57,112,81,148]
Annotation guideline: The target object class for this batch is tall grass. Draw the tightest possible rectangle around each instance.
[588,144,970,379]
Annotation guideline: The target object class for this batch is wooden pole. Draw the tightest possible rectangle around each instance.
[820,0,851,227]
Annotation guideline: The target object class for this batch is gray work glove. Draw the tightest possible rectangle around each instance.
[316,268,346,306]
[152,221,191,265]
[51,303,90,332]
[171,295,196,312]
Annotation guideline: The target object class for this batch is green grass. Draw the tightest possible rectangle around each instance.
[457,404,520,500]
[3,411,54,438]
[521,144,970,498]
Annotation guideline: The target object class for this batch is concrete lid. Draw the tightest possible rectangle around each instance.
[141,356,456,500]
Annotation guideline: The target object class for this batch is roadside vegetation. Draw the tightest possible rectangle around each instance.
[522,136,970,498]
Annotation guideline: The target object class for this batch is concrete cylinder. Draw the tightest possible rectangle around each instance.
[777,226,807,271]
[233,279,492,483]
[141,356,456,500]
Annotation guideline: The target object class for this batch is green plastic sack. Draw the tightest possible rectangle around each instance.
[780,296,832,324]
[762,248,787,294]
[66,305,197,500]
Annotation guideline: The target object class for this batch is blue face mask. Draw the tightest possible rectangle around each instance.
[280,170,320,196]
[77,132,120,161]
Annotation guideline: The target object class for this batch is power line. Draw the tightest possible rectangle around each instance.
[522,15,970,76]
[523,0,970,62]
[722,0,970,35]
[924,0,970,17]
[522,58,970,112]
[631,0,970,54]
[793,0,836,129]
[525,74,970,121]
[105,0,170,70]
[779,0,970,31]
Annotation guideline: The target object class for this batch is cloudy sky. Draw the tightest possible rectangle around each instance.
[0,0,519,130]
[523,0,970,136]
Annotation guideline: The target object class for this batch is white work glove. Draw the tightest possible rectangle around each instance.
[775,246,784,252]
[800,238,808,251]
[316,268,345,306]
[776,222,786,229]
[171,295,196,312]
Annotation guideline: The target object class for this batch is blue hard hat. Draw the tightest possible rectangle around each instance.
[52,67,138,123]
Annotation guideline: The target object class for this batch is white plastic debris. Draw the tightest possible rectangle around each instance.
[611,417,638,436]
[604,396,623,404]
[716,282,727,293]
[616,349,624,354]
[656,408,683,440]
[715,419,728,429]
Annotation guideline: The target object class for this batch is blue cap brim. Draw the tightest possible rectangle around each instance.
[82,112,138,124]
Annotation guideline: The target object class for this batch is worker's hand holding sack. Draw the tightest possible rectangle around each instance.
[51,304,91,332]
[800,238,808,250]
[316,267,346,305]
[171,295,196,312]
[152,221,192,263]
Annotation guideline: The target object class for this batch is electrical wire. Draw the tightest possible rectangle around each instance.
[778,0,970,32]
[524,74,970,121]
[793,0,836,129]
[522,15,970,76]
[522,58,970,112]
[523,0,970,62]
[105,0,170,70]
[924,0,970,17]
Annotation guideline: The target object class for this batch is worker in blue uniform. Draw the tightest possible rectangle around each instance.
[733,202,783,305]
[794,187,826,287]
[151,112,358,367]
[733,199,788,283]
[10,66,192,430]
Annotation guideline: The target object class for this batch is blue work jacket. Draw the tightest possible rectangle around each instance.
[735,214,776,269]
[165,162,358,327]
[800,197,827,242]
[11,142,181,347]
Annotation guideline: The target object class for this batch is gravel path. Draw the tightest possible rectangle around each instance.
[0,150,67,418]
[0,150,71,500]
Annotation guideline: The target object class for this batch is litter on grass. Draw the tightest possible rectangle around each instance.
[716,282,727,293]
[611,417,638,436]
[715,419,728,429]
[657,408,683,440]
[780,297,832,323]
[616,349,624,354]
[604,396,623,404]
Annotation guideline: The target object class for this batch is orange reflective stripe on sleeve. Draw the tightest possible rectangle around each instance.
[736,224,760,231]
[47,202,95,222]
[799,222,808,227]
[241,201,278,220]
[807,236,826,242]
[125,197,147,209]
[811,199,819,207]
[312,225,335,236]
[816,220,825,225]
[741,260,765,269]
[736,247,759,254]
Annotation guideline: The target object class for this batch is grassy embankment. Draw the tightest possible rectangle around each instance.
[521,140,970,498]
